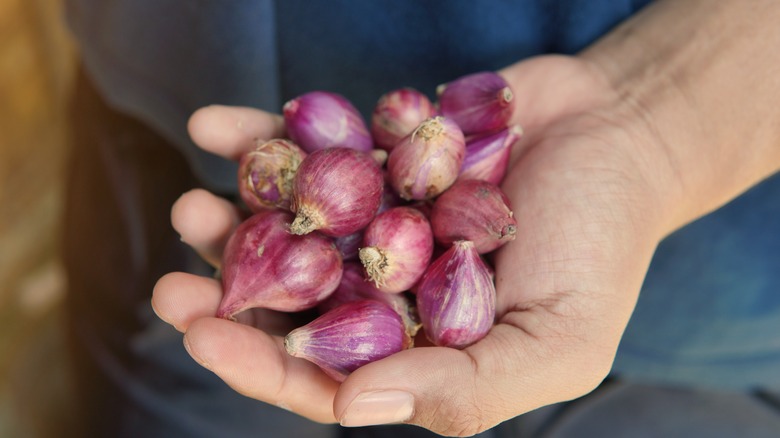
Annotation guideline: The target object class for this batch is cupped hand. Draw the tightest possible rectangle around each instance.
[153,55,678,436]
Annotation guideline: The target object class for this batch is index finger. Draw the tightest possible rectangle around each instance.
[188,105,286,160]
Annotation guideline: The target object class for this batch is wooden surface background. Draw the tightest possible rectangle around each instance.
[0,0,77,436]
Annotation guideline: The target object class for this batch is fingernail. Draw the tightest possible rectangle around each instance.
[339,390,414,427]
[183,335,211,370]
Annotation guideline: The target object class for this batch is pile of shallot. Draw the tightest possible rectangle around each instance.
[219,72,521,382]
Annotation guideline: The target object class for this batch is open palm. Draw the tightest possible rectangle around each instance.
[153,55,674,436]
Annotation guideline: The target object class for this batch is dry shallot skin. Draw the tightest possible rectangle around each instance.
[284,300,411,382]
[369,148,389,167]
[237,138,307,212]
[217,210,343,319]
[458,125,523,185]
[371,87,437,152]
[416,241,496,349]
[387,116,466,200]
[359,206,434,294]
[437,71,515,136]
[290,147,384,237]
[431,179,517,254]
[318,262,422,338]
[282,91,373,153]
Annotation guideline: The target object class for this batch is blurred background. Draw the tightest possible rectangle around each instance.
[0,0,77,436]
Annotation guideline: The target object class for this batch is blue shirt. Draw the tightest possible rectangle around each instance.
[65,0,651,192]
[65,0,780,390]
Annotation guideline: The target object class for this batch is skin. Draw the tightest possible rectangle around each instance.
[152,0,780,435]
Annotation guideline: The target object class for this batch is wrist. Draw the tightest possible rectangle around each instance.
[580,0,780,232]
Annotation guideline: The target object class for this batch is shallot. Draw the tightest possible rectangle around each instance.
[416,241,495,349]
[318,262,421,337]
[283,91,372,153]
[217,210,343,319]
[285,300,410,382]
[459,125,522,185]
[371,87,437,151]
[290,147,383,237]
[377,172,403,214]
[437,71,514,136]
[387,116,465,200]
[237,138,306,212]
[334,231,363,261]
[431,179,517,254]
[359,206,434,294]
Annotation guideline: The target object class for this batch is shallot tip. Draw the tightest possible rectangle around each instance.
[290,206,325,235]
[358,246,389,288]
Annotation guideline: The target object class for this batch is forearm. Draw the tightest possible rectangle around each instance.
[581,0,780,232]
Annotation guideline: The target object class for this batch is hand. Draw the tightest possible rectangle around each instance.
[152,105,344,422]
[154,0,780,433]
[152,54,674,436]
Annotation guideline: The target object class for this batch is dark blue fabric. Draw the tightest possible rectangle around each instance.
[273,0,648,116]
[65,0,651,192]
[613,172,780,390]
[66,0,281,194]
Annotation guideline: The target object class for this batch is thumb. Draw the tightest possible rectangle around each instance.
[498,54,613,133]
[333,323,603,437]
[334,347,481,434]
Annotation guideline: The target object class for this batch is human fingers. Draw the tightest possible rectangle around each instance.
[188,105,286,160]
[183,317,340,423]
[152,272,221,332]
[332,318,612,436]
[334,214,646,436]
[498,55,615,164]
[171,188,242,268]
[152,271,307,335]
[331,138,663,436]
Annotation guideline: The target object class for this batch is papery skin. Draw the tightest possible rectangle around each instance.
[217,210,343,319]
[416,241,496,349]
[359,207,434,294]
[371,87,437,152]
[437,71,515,136]
[431,179,517,254]
[318,262,422,337]
[285,300,410,382]
[283,91,372,153]
[458,125,522,185]
[290,147,383,237]
[369,148,389,167]
[238,138,307,212]
[387,116,465,200]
